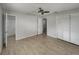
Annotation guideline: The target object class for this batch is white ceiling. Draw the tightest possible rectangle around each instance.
[1,3,79,15]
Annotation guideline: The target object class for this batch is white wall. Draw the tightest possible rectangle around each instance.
[7,11,43,40]
[16,14,43,40]
[71,13,79,45]
[38,16,43,34]
[56,14,64,39]
[44,13,70,41]
[0,6,2,53]
[56,14,70,41]
[7,15,15,36]
[7,9,79,45]
[45,9,79,45]
[63,14,70,42]
[16,14,37,40]
[46,13,70,41]
[56,12,79,45]
[46,14,57,38]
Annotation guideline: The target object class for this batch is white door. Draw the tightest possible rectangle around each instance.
[71,13,79,45]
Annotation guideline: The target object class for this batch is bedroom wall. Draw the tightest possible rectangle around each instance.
[7,15,15,36]
[71,12,79,45]
[38,16,43,34]
[46,14,57,38]
[16,14,37,40]
[7,11,43,40]
[56,14,70,41]
[45,8,79,45]
[7,8,79,45]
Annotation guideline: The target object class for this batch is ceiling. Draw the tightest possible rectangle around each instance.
[1,3,79,15]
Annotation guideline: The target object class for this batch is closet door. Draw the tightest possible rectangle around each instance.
[71,13,79,45]
[56,14,64,40]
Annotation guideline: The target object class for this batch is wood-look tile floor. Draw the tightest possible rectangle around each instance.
[2,35,79,55]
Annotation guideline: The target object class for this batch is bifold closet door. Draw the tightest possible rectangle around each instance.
[71,13,79,45]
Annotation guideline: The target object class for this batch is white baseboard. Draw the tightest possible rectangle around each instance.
[16,34,38,40]
[47,34,57,38]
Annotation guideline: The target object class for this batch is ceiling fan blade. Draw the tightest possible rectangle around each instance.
[44,11,50,13]
[38,8,44,13]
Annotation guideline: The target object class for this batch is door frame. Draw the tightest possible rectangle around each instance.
[5,13,16,47]
[5,13,7,47]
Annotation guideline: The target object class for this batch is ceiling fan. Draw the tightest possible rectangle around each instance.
[38,8,50,15]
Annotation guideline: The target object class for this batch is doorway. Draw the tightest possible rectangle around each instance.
[42,18,47,35]
[3,14,16,48]
[7,15,16,47]
[2,14,16,54]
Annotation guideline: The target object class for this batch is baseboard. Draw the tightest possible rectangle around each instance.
[47,34,79,46]
[47,34,57,38]
[16,34,39,40]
